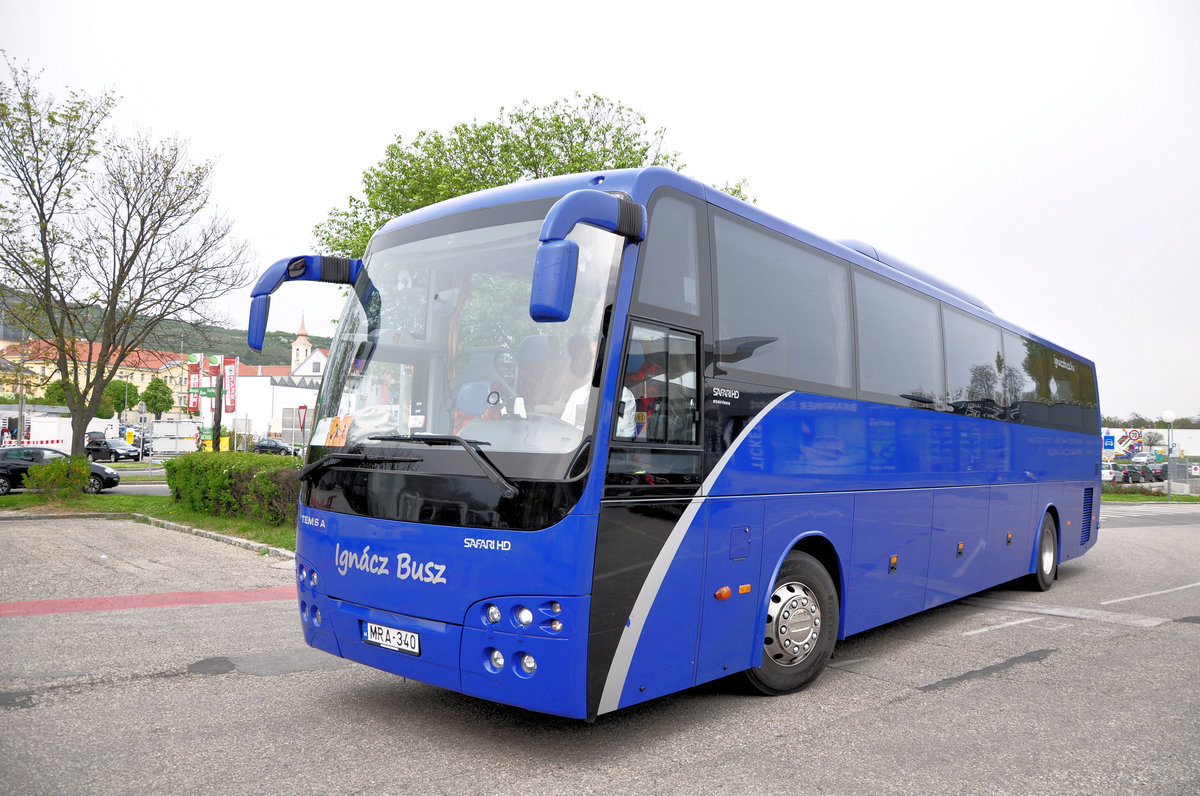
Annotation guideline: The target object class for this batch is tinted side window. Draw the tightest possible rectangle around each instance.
[944,306,1004,418]
[1002,331,1099,434]
[855,271,944,405]
[635,194,702,319]
[712,211,853,393]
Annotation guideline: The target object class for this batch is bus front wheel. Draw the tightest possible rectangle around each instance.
[744,551,839,696]
[1028,514,1058,591]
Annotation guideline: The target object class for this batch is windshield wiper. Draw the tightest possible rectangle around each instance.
[368,434,519,499]
[299,451,423,484]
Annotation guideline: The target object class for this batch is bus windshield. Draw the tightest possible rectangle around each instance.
[308,202,623,481]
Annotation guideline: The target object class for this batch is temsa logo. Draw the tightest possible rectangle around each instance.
[299,514,327,529]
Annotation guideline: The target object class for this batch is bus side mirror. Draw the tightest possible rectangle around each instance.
[248,295,272,351]
[530,240,578,323]
[246,255,363,351]
[530,188,646,323]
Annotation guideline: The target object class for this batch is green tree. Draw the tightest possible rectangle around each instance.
[103,378,140,415]
[315,94,684,258]
[0,56,251,455]
[1128,413,1152,429]
[40,378,72,405]
[93,393,115,419]
[141,376,174,419]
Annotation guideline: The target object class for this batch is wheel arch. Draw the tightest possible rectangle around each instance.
[762,531,845,641]
[1031,503,1061,575]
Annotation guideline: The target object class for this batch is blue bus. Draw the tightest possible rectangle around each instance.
[247,167,1100,720]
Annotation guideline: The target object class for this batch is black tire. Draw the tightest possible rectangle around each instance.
[744,552,839,695]
[1028,513,1058,591]
[0,473,11,496]
[84,474,103,494]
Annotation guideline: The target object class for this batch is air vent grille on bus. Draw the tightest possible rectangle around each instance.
[1080,488,1094,545]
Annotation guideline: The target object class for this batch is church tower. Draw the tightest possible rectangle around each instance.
[291,316,312,372]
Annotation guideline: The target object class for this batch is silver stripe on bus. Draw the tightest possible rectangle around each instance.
[597,390,794,715]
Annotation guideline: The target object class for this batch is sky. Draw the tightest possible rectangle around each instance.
[2,0,1197,420]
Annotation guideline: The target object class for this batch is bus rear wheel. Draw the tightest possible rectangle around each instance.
[1028,514,1058,592]
[744,551,838,696]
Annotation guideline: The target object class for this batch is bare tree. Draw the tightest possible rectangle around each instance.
[1,56,250,454]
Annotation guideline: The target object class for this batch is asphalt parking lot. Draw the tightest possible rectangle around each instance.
[0,504,1197,795]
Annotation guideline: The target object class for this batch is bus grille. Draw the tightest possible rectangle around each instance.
[1080,488,1094,545]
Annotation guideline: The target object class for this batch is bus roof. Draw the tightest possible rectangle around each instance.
[367,166,1090,367]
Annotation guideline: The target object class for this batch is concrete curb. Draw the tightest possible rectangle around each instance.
[129,513,296,560]
[0,510,295,560]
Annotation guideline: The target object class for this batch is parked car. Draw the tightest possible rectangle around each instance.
[85,438,142,462]
[0,446,120,495]
[254,438,297,456]
[1148,462,1167,481]
[1113,463,1145,483]
[1131,452,1155,465]
[1100,462,1117,482]
[1135,464,1157,483]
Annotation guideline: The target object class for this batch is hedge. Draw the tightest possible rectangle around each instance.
[23,455,91,500]
[163,451,301,524]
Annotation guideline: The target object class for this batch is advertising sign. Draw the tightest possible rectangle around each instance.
[187,353,202,412]
[223,356,238,413]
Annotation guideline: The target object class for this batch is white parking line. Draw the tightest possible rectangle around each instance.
[962,616,1042,636]
[1100,581,1200,605]
[963,597,1171,628]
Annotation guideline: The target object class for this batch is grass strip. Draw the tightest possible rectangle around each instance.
[0,492,296,550]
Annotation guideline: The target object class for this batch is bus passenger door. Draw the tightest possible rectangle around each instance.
[696,498,765,684]
[592,321,706,713]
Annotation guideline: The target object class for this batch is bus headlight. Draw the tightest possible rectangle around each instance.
[489,649,505,670]
[486,604,501,624]
[515,606,533,626]
[519,654,537,675]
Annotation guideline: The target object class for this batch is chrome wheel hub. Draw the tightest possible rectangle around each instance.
[1041,531,1055,574]
[765,580,821,666]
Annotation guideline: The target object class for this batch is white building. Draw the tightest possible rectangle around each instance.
[231,318,328,441]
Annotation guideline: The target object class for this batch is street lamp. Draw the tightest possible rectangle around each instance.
[1162,411,1175,501]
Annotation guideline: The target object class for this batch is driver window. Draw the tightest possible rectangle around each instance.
[614,322,698,445]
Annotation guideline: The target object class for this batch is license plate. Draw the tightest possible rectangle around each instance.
[362,621,420,656]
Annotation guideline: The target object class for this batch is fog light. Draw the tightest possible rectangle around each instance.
[516,606,533,626]
[312,607,321,626]
[550,619,563,633]
[490,649,505,670]
[549,601,562,615]
[520,654,537,675]
[486,604,501,624]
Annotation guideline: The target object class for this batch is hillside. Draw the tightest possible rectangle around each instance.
[154,321,332,367]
